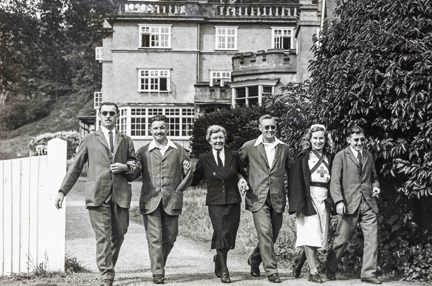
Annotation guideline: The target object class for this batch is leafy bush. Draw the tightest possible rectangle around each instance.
[191,107,264,156]
[28,130,82,159]
[308,0,432,281]
[310,0,432,199]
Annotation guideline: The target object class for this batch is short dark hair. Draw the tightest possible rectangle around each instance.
[347,125,365,136]
[149,114,169,125]
[99,102,119,114]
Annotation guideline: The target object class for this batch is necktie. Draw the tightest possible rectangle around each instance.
[357,151,363,168]
[216,150,223,167]
[108,130,114,153]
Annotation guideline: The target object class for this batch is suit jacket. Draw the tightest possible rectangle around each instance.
[191,149,242,205]
[330,146,380,214]
[288,151,334,216]
[137,142,189,216]
[239,138,290,213]
[59,129,138,208]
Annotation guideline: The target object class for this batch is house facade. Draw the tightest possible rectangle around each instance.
[87,0,322,148]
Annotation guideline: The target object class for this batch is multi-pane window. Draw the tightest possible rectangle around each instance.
[272,27,294,50]
[235,86,259,107]
[138,69,170,92]
[93,91,103,109]
[125,107,194,138]
[262,86,273,98]
[130,108,146,137]
[215,26,237,50]
[119,108,128,135]
[139,24,171,48]
[210,71,231,87]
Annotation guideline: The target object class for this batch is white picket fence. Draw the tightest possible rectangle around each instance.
[0,138,67,276]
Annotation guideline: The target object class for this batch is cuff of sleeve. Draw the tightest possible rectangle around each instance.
[58,189,66,195]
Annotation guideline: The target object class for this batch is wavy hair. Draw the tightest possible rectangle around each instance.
[299,124,334,154]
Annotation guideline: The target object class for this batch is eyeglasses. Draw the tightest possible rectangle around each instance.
[263,125,276,130]
[353,137,366,142]
[101,111,116,117]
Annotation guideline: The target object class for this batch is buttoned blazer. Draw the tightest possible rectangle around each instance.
[137,142,189,216]
[60,129,138,208]
[239,139,290,213]
[288,151,334,216]
[330,147,380,214]
[191,150,242,205]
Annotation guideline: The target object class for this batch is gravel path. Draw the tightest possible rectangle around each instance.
[0,181,426,285]
[64,201,426,286]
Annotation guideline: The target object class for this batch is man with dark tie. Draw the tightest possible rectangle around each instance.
[326,125,382,284]
[55,102,139,286]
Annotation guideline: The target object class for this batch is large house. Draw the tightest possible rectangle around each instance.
[81,0,324,148]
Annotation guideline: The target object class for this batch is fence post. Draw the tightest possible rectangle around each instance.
[40,138,67,272]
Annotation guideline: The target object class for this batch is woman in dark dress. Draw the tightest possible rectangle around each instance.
[191,125,248,284]
[288,124,334,283]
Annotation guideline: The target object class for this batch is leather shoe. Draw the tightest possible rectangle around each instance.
[326,271,336,280]
[361,277,382,284]
[220,272,231,283]
[308,273,323,283]
[292,252,306,278]
[267,273,282,283]
[101,280,113,286]
[152,274,165,284]
[247,257,260,277]
[213,255,221,278]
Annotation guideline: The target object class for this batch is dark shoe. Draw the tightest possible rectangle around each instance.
[308,273,323,283]
[214,255,221,278]
[247,257,260,277]
[326,271,336,280]
[220,272,231,283]
[101,280,113,286]
[292,251,306,278]
[361,277,382,284]
[267,273,282,283]
[152,274,165,284]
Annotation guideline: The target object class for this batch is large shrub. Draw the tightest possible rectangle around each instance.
[310,0,432,199]
[309,0,432,280]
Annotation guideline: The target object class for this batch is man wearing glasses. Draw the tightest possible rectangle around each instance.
[326,125,381,284]
[239,114,290,283]
[55,102,139,286]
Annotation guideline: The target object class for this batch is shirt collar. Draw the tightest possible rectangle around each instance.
[253,135,283,147]
[148,139,177,151]
[349,146,363,157]
[212,147,225,156]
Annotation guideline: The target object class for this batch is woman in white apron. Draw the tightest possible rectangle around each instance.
[288,124,334,283]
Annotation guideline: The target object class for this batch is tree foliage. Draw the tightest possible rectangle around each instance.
[0,0,119,135]
[310,0,432,198]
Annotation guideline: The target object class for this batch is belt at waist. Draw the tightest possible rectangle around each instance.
[310,182,329,188]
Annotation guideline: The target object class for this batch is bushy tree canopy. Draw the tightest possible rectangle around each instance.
[310,0,432,198]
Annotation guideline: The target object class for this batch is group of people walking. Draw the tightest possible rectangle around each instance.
[54,102,382,285]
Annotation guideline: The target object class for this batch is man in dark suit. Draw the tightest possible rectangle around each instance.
[239,114,290,283]
[326,125,381,284]
[55,102,139,286]
[136,115,190,284]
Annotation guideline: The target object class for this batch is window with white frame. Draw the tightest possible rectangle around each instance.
[139,24,171,48]
[95,47,103,61]
[93,91,103,109]
[126,106,194,138]
[210,71,231,87]
[138,69,170,92]
[272,27,294,50]
[215,26,237,50]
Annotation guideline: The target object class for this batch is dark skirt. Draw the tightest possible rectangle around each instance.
[208,203,240,250]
